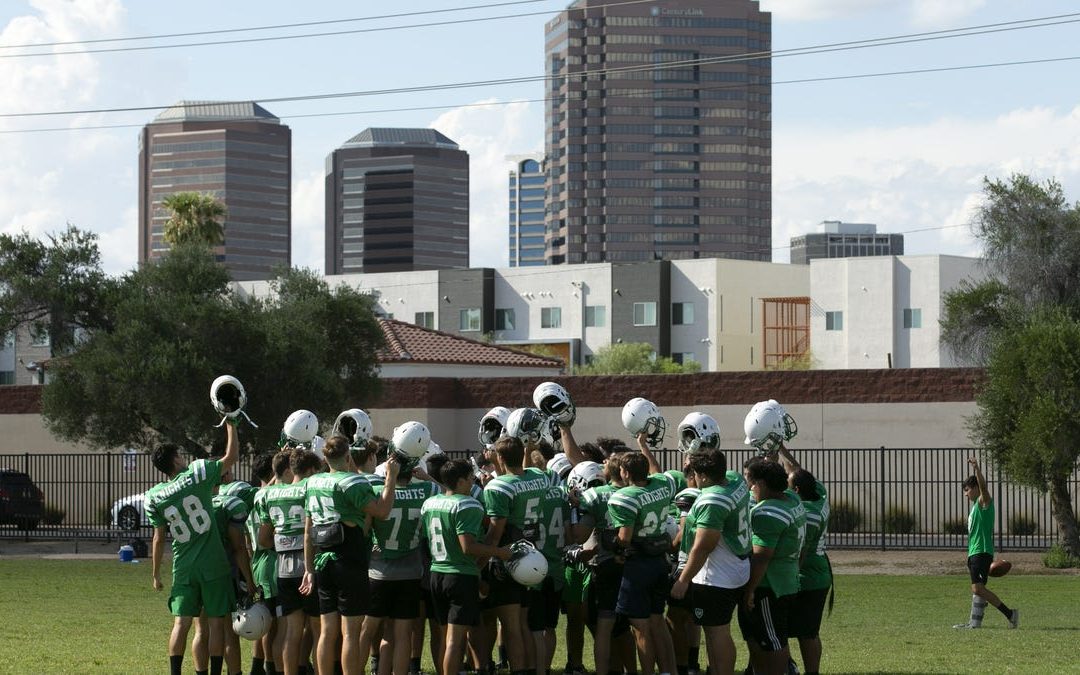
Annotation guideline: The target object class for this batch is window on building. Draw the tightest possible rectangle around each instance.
[413,312,434,329]
[672,302,694,325]
[29,326,50,348]
[672,352,696,365]
[633,302,657,326]
[825,311,844,331]
[541,307,562,329]
[903,308,922,329]
[459,308,481,332]
[495,308,516,331]
[2,331,13,348]
[584,305,607,327]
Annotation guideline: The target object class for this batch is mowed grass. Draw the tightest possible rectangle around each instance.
[0,559,1077,674]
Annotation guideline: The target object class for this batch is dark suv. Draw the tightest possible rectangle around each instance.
[0,470,45,530]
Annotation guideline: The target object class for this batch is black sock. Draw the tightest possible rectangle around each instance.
[196,671,208,675]
[678,667,688,675]
[210,655,223,675]
[688,647,699,669]
[998,602,1013,618]
[251,656,265,675]
[298,667,310,675]
[411,657,423,672]
[170,655,184,675]
[266,662,277,675]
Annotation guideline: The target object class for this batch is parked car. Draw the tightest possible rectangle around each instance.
[0,470,45,530]
[111,493,149,531]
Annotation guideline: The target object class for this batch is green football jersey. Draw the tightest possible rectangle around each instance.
[799,481,831,591]
[666,470,689,519]
[968,498,994,556]
[608,473,678,539]
[675,487,703,568]
[685,472,752,588]
[212,493,249,563]
[249,486,277,598]
[362,471,385,498]
[537,483,570,578]
[483,467,561,544]
[220,480,256,511]
[750,489,807,597]
[260,480,309,551]
[372,480,441,558]
[578,484,618,564]
[422,493,485,576]
[144,458,229,583]
[305,471,375,528]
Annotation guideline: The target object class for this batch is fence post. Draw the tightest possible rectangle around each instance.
[106,452,113,544]
[880,446,886,552]
[996,461,1003,552]
[23,452,30,542]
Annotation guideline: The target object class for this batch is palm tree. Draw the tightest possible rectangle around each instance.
[161,192,227,248]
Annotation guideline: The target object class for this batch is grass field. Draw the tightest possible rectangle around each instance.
[0,559,1077,674]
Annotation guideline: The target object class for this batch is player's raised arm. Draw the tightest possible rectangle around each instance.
[636,432,662,475]
[220,419,240,477]
[560,424,586,466]
[777,444,800,473]
[969,457,991,506]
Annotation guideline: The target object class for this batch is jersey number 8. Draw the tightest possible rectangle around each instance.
[163,495,212,544]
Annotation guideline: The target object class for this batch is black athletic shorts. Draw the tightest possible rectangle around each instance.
[369,578,423,620]
[690,582,741,627]
[316,557,369,616]
[616,555,670,619]
[590,560,623,616]
[968,553,993,585]
[737,587,792,652]
[789,587,830,639]
[667,571,693,611]
[526,576,562,631]
[277,576,320,618]
[485,568,526,608]
[430,572,481,627]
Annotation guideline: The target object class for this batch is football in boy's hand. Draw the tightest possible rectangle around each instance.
[989,560,1012,577]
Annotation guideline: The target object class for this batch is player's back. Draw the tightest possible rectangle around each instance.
[609,472,677,540]
[422,492,485,576]
[537,482,570,571]
[211,493,249,561]
[799,481,831,590]
[483,466,560,543]
[751,489,807,596]
[305,470,374,527]
[144,458,229,581]
[262,480,308,550]
[372,479,441,559]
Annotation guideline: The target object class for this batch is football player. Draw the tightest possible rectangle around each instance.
[248,452,280,675]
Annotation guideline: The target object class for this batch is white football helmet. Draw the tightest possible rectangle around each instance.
[332,409,373,447]
[507,540,549,587]
[282,410,318,447]
[567,461,605,493]
[766,399,799,441]
[310,435,326,460]
[478,406,511,447]
[533,381,576,426]
[743,401,785,452]
[505,408,546,445]
[391,421,431,471]
[547,453,573,480]
[677,412,721,454]
[232,601,272,641]
[662,515,679,541]
[210,375,247,417]
[621,397,667,448]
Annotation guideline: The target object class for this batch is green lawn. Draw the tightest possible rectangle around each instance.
[0,560,1075,674]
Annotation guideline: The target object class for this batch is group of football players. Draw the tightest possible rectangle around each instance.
[146,377,832,675]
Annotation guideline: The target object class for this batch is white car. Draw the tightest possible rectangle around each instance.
[111,493,149,530]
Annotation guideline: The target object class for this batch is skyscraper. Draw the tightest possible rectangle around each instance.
[138,101,291,280]
[544,0,772,264]
[324,128,469,275]
[507,154,547,266]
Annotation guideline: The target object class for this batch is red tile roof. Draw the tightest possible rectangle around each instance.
[377,319,564,370]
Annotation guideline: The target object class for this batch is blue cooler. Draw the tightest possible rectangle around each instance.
[119,545,134,562]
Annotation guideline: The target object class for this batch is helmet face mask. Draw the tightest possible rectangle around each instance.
[532,382,576,426]
[621,398,667,448]
[677,412,720,454]
[506,408,545,445]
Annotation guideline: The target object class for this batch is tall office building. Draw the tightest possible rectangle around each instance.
[790,221,905,264]
[325,128,469,274]
[138,101,291,280]
[544,0,771,264]
[508,154,547,266]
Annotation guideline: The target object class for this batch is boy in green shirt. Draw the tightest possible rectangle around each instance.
[954,457,1019,630]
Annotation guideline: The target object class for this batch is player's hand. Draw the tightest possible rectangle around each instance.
[495,546,512,562]
[385,453,401,479]
[152,574,163,591]
[636,432,650,450]
[670,578,688,600]
[968,457,979,469]
[412,466,434,482]
[299,571,313,595]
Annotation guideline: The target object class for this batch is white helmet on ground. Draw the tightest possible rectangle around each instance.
[743,401,785,452]
[210,375,247,417]
[332,409,373,447]
[533,381,576,426]
[547,453,573,480]
[507,540,549,587]
[391,421,431,470]
[677,412,721,454]
[766,399,799,441]
[232,601,272,641]
[567,461,605,493]
[621,397,667,448]
[282,410,318,447]
[478,406,511,447]
[505,408,546,445]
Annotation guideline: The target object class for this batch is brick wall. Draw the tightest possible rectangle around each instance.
[0,385,43,414]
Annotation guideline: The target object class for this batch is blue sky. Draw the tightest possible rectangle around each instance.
[2,0,1079,275]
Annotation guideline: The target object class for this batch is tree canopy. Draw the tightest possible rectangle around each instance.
[161,192,227,248]
[575,342,702,375]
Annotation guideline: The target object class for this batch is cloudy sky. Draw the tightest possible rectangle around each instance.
[2,0,1080,274]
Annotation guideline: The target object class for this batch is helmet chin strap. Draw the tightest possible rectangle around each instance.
[215,410,259,428]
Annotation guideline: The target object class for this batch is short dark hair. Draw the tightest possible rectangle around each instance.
[473,451,493,469]
[579,442,605,463]
[322,435,351,464]
[746,460,788,493]
[151,444,181,475]
[252,452,275,484]
[371,435,391,463]
[426,453,450,484]
[743,455,766,472]
[595,437,627,457]
[441,458,473,488]
[289,448,322,476]
[789,468,820,500]
[962,475,979,490]
[536,438,556,461]
[688,448,727,482]
[349,439,378,469]
[621,452,649,483]
[495,436,525,468]
[272,450,291,479]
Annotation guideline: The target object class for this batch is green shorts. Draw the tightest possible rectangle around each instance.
[169,573,235,618]
[252,549,279,599]
[562,565,590,605]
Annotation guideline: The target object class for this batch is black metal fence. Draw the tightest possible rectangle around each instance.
[2,449,1077,551]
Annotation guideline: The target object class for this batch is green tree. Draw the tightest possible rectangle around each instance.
[575,342,701,375]
[161,192,227,248]
[941,174,1080,557]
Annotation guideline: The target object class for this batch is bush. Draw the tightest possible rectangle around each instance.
[1042,544,1080,569]
[883,506,918,534]
[43,503,65,526]
[829,501,863,533]
[942,518,968,535]
[1008,514,1039,536]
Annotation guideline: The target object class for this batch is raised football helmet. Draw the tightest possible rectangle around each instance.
[677,412,721,454]
[547,453,573,480]
[332,409,373,447]
[310,435,326,460]
[281,410,318,447]
[621,397,667,448]
[507,540,549,587]
[210,375,257,428]
[533,381,576,426]
[478,406,511,447]
[766,399,799,441]
[567,461,605,493]
[743,401,785,452]
[232,599,272,641]
[505,408,546,445]
[390,421,431,472]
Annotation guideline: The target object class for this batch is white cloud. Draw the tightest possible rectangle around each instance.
[291,170,325,273]
[759,0,896,22]
[428,99,543,268]
[909,0,986,28]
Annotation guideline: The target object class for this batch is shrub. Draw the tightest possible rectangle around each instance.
[829,501,863,533]
[1007,514,1039,536]
[1042,544,1080,569]
[941,518,968,535]
[43,503,65,526]
[883,506,918,534]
